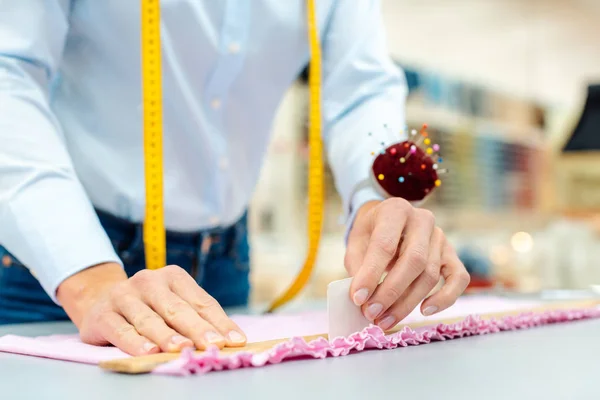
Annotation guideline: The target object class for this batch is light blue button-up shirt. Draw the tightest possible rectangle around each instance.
[0,0,407,302]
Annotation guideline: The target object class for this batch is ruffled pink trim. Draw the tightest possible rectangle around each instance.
[153,307,600,376]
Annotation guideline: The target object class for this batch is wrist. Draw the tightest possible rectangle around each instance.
[355,200,381,221]
[56,262,127,327]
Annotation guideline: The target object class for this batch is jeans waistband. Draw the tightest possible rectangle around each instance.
[95,208,247,248]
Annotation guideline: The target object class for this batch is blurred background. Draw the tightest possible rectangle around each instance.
[248,0,600,305]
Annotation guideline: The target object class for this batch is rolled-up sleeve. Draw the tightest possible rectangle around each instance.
[0,0,121,303]
[320,0,408,237]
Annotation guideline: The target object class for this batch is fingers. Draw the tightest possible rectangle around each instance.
[350,199,410,308]
[96,311,159,356]
[421,243,470,315]
[80,265,246,356]
[114,293,193,353]
[344,224,370,277]
[344,198,468,327]
[128,266,229,351]
[362,208,435,322]
[345,200,379,277]
[374,227,444,330]
[168,266,247,347]
[141,284,227,351]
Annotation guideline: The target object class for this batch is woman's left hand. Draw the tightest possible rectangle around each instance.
[344,198,470,331]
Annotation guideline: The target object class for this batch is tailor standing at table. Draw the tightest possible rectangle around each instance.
[0,1,469,355]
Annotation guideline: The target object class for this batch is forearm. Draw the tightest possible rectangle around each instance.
[319,0,409,239]
[0,56,122,304]
[326,92,406,230]
[56,262,128,327]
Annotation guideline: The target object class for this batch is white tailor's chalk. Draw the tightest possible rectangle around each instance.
[327,277,371,340]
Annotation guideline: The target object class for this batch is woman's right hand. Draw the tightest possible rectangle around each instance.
[57,263,247,356]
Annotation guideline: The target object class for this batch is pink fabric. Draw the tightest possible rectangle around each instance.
[0,296,598,375]
[0,333,128,364]
[154,307,600,376]
[233,296,544,343]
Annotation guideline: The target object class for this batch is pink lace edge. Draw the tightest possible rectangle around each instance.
[152,307,600,376]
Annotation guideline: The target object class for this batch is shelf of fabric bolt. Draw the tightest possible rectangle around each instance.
[1,297,600,400]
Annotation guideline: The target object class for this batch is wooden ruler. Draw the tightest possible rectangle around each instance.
[99,299,600,374]
[141,0,166,270]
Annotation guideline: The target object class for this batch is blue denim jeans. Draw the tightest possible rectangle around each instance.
[0,209,251,325]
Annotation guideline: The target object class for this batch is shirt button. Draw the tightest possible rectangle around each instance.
[209,216,220,225]
[228,42,241,54]
[211,98,221,110]
[219,157,229,170]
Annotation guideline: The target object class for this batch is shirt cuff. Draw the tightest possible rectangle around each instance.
[344,185,384,244]
[1,175,123,304]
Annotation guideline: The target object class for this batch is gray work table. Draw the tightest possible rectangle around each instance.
[1,314,599,400]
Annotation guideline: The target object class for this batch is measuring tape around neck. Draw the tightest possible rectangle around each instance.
[140,0,324,310]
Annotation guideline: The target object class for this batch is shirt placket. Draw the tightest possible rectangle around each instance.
[203,0,251,226]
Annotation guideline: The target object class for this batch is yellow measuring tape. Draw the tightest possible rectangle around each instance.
[140,0,324,311]
[265,0,324,313]
[141,0,166,270]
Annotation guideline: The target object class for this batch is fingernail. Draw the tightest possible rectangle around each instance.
[365,303,383,320]
[228,330,246,344]
[423,306,438,316]
[378,316,396,331]
[353,288,369,306]
[204,331,225,345]
[170,335,191,346]
[143,342,158,353]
